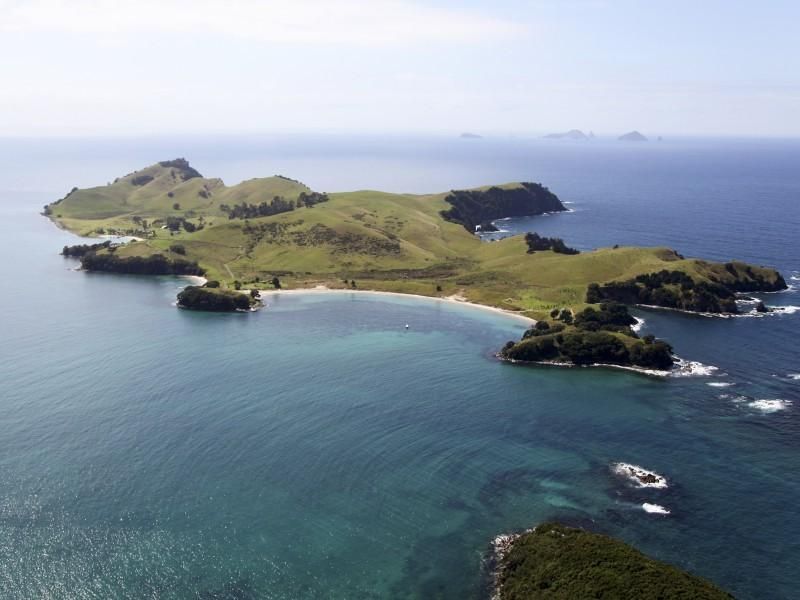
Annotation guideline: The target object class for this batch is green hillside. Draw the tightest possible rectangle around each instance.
[45,159,785,320]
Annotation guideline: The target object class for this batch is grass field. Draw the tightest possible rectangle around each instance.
[46,160,783,320]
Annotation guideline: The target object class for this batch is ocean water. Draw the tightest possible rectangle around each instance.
[0,135,798,599]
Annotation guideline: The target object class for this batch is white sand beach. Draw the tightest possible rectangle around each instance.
[253,286,536,325]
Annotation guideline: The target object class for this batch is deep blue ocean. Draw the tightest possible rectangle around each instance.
[0,135,798,599]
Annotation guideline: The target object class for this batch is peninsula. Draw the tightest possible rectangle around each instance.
[46,159,785,353]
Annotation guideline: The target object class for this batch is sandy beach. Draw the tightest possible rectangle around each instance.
[253,286,536,325]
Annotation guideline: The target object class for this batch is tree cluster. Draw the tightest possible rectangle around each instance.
[81,253,204,276]
[504,303,673,369]
[158,158,202,180]
[165,216,200,232]
[177,286,253,311]
[502,330,673,371]
[220,196,297,220]
[573,302,636,334]
[219,192,329,221]
[296,191,329,208]
[524,232,579,255]
[62,240,112,258]
[586,270,739,313]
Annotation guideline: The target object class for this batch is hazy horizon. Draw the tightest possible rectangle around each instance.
[2,0,798,137]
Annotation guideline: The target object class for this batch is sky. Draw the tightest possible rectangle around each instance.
[1,0,798,137]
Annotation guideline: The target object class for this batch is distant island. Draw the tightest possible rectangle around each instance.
[619,130,648,142]
[46,159,785,349]
[492,522,733,599]
[544,129,590,140]
[459,132,483,139]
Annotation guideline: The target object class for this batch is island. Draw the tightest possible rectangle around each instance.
[499,302,675,370]
[619,130,648,142]
[459,132,483,139]
[544,129,590,140]
[177,284,260,312]
[45,159,786,351]
[492,522,733,599]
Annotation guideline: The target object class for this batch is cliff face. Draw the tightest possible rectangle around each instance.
[440,183,567,232]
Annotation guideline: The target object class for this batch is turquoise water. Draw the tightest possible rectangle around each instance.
[0,137,798,598]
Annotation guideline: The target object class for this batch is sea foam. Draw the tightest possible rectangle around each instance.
[748,399,792,413]
[642,503,671,515]
[772,305,799,315]
[707,382,734,388]
[631,317,645,333]
[672,359,719,377]
[611,463,668,489]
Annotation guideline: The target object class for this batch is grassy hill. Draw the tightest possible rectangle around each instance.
[45,159,785,320]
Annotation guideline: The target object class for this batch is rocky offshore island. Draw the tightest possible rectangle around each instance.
[177,284,261,312]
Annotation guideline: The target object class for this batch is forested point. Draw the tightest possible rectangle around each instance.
[496,523,733,600]
[501,303,674,370]
[177,286,257,312]
[586,267,786,314]
[61,240,112,258]
[81,253,205,276]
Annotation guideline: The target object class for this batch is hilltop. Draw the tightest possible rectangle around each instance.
[45,159,784,324]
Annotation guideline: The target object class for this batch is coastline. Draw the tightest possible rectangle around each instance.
[498,355,718,378]
[488,530,530,600]
[498,356,672,377]
[254,286,536,325]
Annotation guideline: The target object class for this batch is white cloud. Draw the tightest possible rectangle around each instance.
[0,0,525,44]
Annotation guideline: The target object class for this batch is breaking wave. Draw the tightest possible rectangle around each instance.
[672,359,718,377]
[748,399,792,413]
[642,503,671,515]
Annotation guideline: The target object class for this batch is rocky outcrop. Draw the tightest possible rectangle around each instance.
[441,183,566,232]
